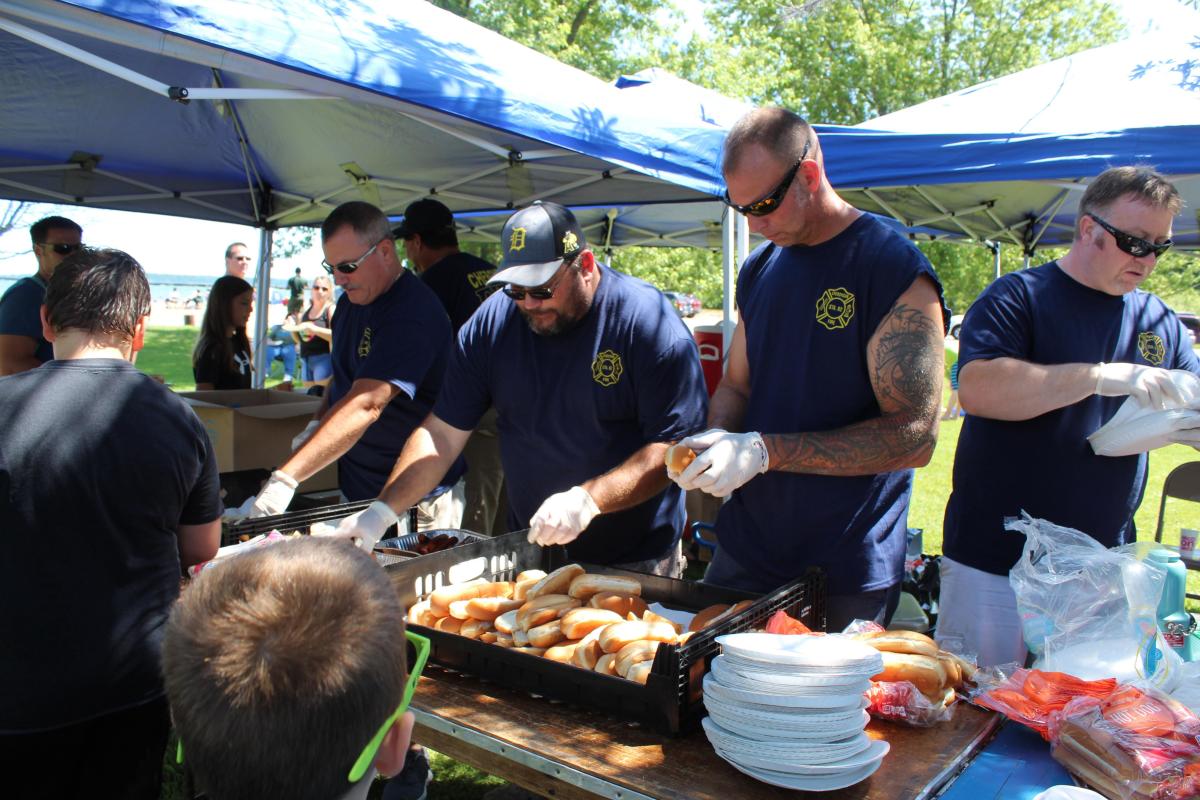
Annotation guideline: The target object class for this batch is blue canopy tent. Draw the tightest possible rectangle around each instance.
[841,31,1200,252]
[0,0,731,381]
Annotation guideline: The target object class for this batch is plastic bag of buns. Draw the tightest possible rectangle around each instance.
[1047,682,1200,800]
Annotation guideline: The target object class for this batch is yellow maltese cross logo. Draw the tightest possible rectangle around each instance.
[592,349,623,387]
[562,230,579,253]
[815,287,856,331]
[1138,331,1165,366]
[509,226,527,252]
[357,327,373,358]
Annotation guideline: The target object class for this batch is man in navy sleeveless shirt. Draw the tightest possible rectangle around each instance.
[670,108,947,631]
[334,202,708,573]
[248,201,464,521]
[939,167,1200,665]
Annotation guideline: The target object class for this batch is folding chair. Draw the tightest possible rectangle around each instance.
[1153,460,1200,600]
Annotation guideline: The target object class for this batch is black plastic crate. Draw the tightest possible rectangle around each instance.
[384,531,825,735]
[218,468,271,510]
[222,499,373,546]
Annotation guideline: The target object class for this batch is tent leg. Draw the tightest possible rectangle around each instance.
[252,228,274,388]
[722,208,737,369]
[991,241,1001,281]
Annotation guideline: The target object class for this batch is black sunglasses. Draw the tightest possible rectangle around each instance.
[41,242,81,256]
[723,140,810,217]
[1087,213,1172,259]
[322,238,386,275]
[502,259,575,301]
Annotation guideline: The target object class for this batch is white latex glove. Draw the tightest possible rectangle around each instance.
[528,486,601,546]
[1096,363,1190,409]
[292,419,321,452]
[672,428,768,498]
[249,470,299,518]
[326,500,399,551]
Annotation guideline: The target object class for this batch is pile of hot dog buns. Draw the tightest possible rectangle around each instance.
[406,563,752,684]
[852,630,977,706]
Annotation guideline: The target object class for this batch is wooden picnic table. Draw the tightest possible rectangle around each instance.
[411,665,1001,800]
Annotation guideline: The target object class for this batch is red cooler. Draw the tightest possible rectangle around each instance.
[693,325,723,396]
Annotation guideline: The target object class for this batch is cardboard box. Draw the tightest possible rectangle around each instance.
[180,389,338,493]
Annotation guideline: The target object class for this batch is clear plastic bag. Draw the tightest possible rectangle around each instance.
[1006,514,1181,689]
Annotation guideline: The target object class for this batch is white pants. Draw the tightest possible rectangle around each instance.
[935,556,1028,667]
[396,479,467,535]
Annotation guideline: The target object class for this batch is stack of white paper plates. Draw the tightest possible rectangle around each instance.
[703,633,889,791]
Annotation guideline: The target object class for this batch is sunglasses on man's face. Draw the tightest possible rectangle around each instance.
[41,242,81,256]
[322,238,386,275]
[723,139,811,217]
[502,258,574,301]
[1087,213,1173,259]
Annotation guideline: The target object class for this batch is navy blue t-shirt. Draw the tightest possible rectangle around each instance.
[0,359,221,732]
[419,252,497,333]
[434,265,708,564]
[715,214,943,594]
[944,261,1200,576]
[0,275,53,364]
[329,271,465,501]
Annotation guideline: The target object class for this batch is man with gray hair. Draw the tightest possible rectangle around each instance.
[248,201,465,529]
[669,107,948,632]
[940,165,1200,665]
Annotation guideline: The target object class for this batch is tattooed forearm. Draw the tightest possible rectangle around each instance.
[763,303,943,477]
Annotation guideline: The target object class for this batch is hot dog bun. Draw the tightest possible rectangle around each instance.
[873,652,946,698]
[527,619,565,649]
[686,603,729,632]
[560,608,623,640]
[594,653,619,676]
[571,626,609,670]
[466,597,524,622]
[516,594,580,630]
[855,630,939,658]
[543,639,583,663]
[626,660,654,685]
[588,592,649,618]
[598,620,677,653]
[494,609,519,635]
[567,573,642,600]
[615,640,662,677]
[429,580,512,617]
[664,444,697,473]
[525,564,586,599]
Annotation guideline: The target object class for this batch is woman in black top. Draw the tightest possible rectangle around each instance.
[295,274,335,386]
[192,276,253,390]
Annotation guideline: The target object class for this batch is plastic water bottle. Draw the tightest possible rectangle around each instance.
[1148,549,1193,660]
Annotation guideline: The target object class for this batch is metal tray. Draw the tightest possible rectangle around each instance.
[384,531,825,735]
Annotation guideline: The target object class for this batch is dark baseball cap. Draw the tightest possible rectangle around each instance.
[393,198,455,239]
[488,201,586,287]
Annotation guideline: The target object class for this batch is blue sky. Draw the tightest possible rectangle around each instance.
[1,0,1195,279]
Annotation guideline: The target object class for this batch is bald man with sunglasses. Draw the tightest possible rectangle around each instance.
[938,166,1200,666]
[668,107,948,632]
[0,215,82,375]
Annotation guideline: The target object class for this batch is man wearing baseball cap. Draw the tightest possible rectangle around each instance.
[335,201,708,576]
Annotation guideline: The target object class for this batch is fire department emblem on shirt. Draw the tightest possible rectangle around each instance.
[358,326,373,359]
[509,226,527,252]
[592,349,623,387]
[816,287,855,331]
[1138,331,1165,366]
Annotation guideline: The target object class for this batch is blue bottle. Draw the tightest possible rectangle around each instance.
[1148,549,1194,661]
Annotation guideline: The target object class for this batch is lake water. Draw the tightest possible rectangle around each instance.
[0,272,292,304]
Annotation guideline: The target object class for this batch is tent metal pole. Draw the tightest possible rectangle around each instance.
[722,207,736,364]
[252,228,274,389]
[991,241,1001,281]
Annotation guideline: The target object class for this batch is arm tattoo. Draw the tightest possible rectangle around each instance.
[764,303,943,476]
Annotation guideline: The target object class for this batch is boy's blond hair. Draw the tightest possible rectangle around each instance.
[163,538,407,800]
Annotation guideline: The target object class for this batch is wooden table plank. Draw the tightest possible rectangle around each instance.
[412,667,999,800]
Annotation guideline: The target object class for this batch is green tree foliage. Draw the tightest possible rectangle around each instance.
[694,0,1124,123]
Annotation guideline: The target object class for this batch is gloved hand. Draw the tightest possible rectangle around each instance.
[528,486,601,546]
[671,428,768,498]
[248,469,299,518]
[1095,363,1190,409]
[292,419,321,452]
[327,500,399,550]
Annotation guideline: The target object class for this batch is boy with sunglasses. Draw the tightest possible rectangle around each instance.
[163,537,424,800]
[0,215,82,375]
[939,165,1200,666]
